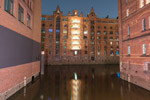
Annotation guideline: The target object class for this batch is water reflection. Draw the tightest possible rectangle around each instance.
[8,65,150,100]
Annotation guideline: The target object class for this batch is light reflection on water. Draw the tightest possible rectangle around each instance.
[8,65,150,100]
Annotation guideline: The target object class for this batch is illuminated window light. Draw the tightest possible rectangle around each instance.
[72,41,80,45]
[72,46,80,50]
[72,19,80,23]
[72,30,80,34]
[84,30,88,34]
[72,24,80,28]
[72,36,80,39]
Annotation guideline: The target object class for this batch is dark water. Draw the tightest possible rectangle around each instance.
[8,65,150,100]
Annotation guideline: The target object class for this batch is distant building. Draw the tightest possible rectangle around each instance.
[119,0,150,90]
[0,0,41,99]
[41,6,119,65]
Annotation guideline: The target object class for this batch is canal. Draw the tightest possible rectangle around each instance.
[8,65,150,100]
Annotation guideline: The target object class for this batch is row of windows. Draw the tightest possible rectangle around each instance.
[128,17,150,35]
[128,44,148,55]
[48,50,119,56]
[4,0,31,27]
[41,17,118,24]
[126,0,150,17]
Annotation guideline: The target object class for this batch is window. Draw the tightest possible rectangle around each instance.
[127,9,129,16]
[64,24,67,27]
[110,51,114,56]
[116,32,119,35]
[50,24,52,27]
[56,30,60,33]
[64,41,67,44]
[27,14,31,27]
[85,51,88,54]
[49,36,52,39]
[63,29,67,33]
[116,51,119,55]
[110,31,113,35]
[41,29,45,33]
[128,46,131,55]
[64,46,67,49]
[110,42,113,45]
[85,41,87,44]
[84,30,88,34]
[104,26,106,29]
[142,19,146,31]
[103,31,107,35]
[110,37,113,40]
[48,18,53,20]
[49,29,53,33]
[149,17,150,28]
[97,31,100,35]
[18,5,24,23]
[146,0,150,4]
[143,44,146,54]
[4,0,14,15]
[128,25,130,35]
[110,27,113,29]
[126,0,128,4]
[91,20,94,24]
[140,0,144,8]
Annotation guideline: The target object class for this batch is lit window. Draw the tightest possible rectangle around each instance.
[63,29,67,33]
[27,13,31,27]
[64,46,67,49]
[18,5,24,23]
[146,0,150,4]
[128,25,130,35]
[103,31,107,35]
[127,9,129,16]
[143,44,146,54]
[97,31,100,35]
[140,0,144,8]
[4,0,14,15]
[56,30,60,33]
[142,19,146,31]
[110,42,113,45]
[128,46,131,55]
[116,51,119,55]
[41,29,45,33]
[84,30,88,34]
[49,29,53,33]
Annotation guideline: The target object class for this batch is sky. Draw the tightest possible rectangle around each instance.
[42,0,118,18]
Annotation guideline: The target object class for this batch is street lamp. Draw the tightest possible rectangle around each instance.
[41,51,45,75]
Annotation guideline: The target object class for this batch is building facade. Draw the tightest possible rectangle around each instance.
[0,0,41,99]
[119,0,150,90]
[41,6,119,65]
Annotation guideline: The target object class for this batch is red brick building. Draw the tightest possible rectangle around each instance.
[119,0,150,90]
[41,6,119,65]
[0,0,41,99]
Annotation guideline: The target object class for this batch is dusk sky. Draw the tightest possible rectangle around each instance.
[42,0,118,18]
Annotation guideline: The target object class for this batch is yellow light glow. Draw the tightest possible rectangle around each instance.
[72,41,80,45]
[72,30,80,34]
[72,24,80,28]
[72,46,80,50]
[72,36,80,40]
[72,19,80,23]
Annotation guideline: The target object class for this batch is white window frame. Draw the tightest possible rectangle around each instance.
[140,0,144,8]
[128,46,131,55]
[127,9,129,16]
[143,44,146,54]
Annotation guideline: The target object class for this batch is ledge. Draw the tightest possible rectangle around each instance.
[144,71,150,74]
[140,55,150,57]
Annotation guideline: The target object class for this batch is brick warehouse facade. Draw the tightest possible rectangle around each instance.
[41,6,119,65]
[119,0,150,90]
[0,0,41,99]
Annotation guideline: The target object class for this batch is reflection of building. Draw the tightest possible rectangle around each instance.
[119,0,150,90]
[0,0,41,99]
[41,5,119,65]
